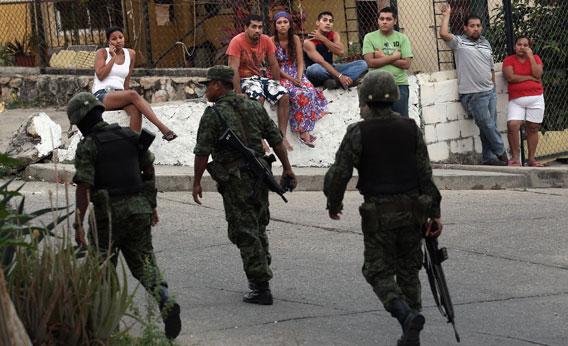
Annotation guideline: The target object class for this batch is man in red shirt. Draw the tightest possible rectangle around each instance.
[227,15,292,150]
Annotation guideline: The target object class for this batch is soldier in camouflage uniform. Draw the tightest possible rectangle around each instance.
[192,65,297,305]
[323,71,443,346]
[68,92,181,340]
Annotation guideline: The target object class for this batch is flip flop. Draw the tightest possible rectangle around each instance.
[162,130,177,141]
[298,136,315,148]
[528,160,545,167]
[507,160,521,167]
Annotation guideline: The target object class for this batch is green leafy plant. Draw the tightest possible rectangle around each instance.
[0,179,130,344]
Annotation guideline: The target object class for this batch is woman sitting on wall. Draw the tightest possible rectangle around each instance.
[503,35,545,167]
[92,26,177,141]
[271,11,328,148]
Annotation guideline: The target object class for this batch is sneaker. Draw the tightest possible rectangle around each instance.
[497,152,508,163]
[482,158,507,166]
[162,303,182,339]
[322,79,339,90]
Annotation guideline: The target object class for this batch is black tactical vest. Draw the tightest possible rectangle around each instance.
[92,125,144,195]
[356,117,420,196]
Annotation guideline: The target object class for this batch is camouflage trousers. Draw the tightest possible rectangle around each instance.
[359,198,423,311]
[90,209,171,305]
[219,170,272,284]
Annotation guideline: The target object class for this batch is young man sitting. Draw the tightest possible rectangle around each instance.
[226,14,293,150]
[303,11,368,89]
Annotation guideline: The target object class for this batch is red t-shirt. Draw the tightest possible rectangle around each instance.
[226,33,276,78]
[503,54,544,100]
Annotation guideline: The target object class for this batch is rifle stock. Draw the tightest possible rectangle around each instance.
[218,128,288,203]
[423,230,461,342]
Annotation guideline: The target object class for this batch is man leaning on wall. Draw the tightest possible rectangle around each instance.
[439,3,508,166]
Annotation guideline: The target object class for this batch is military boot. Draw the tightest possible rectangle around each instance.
[388,299,425,346]
[158,288,182,340]
[243,281,273,305]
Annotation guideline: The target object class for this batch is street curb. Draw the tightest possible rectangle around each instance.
[20,163,554,191]
[434,164,568,188]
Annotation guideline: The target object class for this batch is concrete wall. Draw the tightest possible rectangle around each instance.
[2,66,509,165]
[416,63,508,163]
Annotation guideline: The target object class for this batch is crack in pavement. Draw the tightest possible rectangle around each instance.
[199,289,568,333]
[473,331,549,345]
[512,189,566,197]
[452,246,568,271]
[270,217,361,235]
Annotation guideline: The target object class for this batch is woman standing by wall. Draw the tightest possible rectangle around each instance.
[503,36,545,166]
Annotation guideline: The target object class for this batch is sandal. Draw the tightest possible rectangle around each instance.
[162,130,177,141]
[507,160,521,167]
[528,160,545,167]
[298,135,315,148]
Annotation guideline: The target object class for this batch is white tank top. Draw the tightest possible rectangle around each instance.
[92,48,130,93]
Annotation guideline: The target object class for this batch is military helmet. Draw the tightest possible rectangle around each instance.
[67,92,105,125]
[203,65,234,84]
[358,70,400,105]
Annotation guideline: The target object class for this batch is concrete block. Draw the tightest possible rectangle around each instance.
[409,76,419,105]
[434,79,460,103]
[446,101,466,121]
[424,124,437,144]
[450,138,474,154]
[495,72,508,94]
[427,141,450,162]
[415,73,432,85]
[420,82,436,106]
[473,136,483,154]
[422,104,446,124]
[430,70,457,82]
[436,121,461,141]
[459,119,477,138]
[494,62,503,72]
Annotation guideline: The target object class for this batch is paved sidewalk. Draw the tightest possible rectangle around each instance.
[23,162,568,191]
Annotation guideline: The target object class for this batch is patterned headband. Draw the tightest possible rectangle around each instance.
[273,11,292,22]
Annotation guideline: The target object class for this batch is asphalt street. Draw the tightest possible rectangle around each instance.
[9,180,568,346]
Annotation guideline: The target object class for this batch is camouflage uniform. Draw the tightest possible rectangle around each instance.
[73,121,169,295]
[69,92,180,339]
[324,71,441,330]
[193,92,283,284]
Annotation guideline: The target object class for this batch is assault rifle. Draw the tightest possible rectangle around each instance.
[139,128,155,153]
[423,221,461,343]
[218,127,288,203]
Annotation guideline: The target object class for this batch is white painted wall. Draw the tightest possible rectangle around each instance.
[57,67,510,166]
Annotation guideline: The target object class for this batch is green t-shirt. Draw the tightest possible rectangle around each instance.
[362,30,413,85]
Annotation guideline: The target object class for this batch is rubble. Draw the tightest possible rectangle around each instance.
[5,112,62,166]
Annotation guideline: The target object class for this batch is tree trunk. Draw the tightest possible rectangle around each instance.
[0,269,32,346]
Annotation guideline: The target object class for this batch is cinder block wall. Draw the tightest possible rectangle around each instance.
[414,64,509,163]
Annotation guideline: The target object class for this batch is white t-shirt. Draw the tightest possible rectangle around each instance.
[92,48,130,93]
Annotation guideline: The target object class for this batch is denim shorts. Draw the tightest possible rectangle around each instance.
[93,88,123,102]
